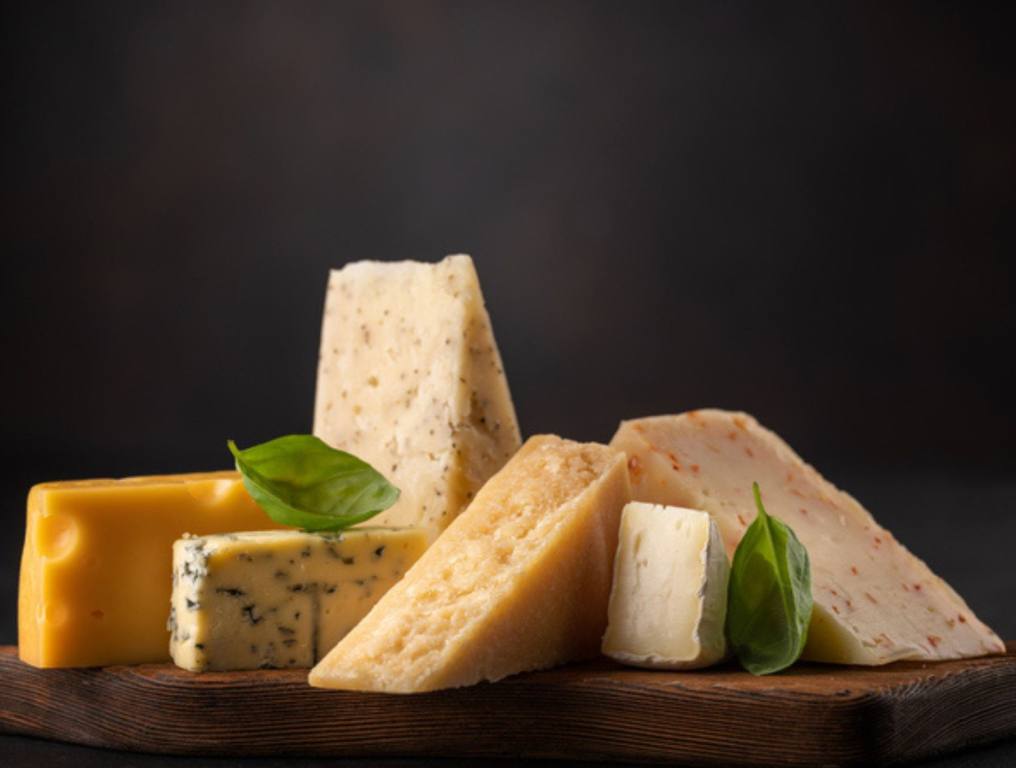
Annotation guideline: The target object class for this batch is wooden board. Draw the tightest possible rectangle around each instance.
[1,644,1014,766]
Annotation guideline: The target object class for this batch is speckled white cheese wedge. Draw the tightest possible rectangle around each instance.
[313,255,521,541]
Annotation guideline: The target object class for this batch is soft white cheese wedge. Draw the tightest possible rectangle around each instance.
[602,503,729,669]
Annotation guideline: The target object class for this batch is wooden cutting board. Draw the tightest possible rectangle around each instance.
[1,644,1014,766]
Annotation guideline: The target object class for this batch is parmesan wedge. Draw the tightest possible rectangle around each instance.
[309,435,631,692]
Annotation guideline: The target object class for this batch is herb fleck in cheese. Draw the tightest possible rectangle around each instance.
[313,255,521,540]
[169,528,427,671]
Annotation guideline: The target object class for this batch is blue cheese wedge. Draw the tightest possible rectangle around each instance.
[313,255,522,540]
[169,528,427,672]
[602,503,730,669]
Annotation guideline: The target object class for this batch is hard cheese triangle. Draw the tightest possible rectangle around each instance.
[309,435,631,692]
[610,410,1003,664]
[314,255,521,540]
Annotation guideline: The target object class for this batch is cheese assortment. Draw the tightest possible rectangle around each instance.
[602,503,729,669]
[309,435,631,693]
[314,255,521,540]
[170,528,427,671]
[18,472,283,668]
[610,410,1005,664]
[15,255,1003,697]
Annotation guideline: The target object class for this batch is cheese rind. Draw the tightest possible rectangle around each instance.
[313,255,522,540]
[602,503,729,669]
[610,410,1004,665]
[309,435,631,693]
[18,472,282,668]
[170,528,427,671]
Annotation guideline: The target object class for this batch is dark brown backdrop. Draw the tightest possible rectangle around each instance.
[2,2,1013,644]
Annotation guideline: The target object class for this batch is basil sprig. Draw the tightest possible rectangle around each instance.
[228,435,399,532]
[726,482,813,675]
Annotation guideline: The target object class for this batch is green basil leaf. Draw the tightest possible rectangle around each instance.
[227,435,400,532]
[726,482,813,675]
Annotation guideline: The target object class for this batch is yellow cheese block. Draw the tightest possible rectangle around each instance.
[18,471,282,668]
[309,435,631,693]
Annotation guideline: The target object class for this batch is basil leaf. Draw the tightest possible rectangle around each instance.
[227,435,399,532]
[726,482,813,675]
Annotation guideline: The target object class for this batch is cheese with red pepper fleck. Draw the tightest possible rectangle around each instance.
[610,410,1004,665]
[313,255,521,541]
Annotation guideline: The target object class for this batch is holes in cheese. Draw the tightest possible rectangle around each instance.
[35,513,78,560]
[610,410,1005,665]
[309,435,632,693]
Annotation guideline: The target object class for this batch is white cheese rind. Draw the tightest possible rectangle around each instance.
[169,528,427,671]
[610,410,1005,665]
[313,255,522,540]
[602,503,729,669]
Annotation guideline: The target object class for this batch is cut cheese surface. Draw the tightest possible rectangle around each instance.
[313,255,522,540]
[309,435,631,693]
[18,472,282,668]
[610,410,1004,665]
[602,503,729,669]
[170,528,427,671]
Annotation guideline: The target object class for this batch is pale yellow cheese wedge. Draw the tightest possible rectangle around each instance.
[314,255,521,540]
[18,472,282,668]
[610,410,1004,664]
[309,435,631,693]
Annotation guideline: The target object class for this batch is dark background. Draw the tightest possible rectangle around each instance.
[2,0,1013,674]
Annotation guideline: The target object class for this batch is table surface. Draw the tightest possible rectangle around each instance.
[2,473,1013,767]
[2,734,1015,768]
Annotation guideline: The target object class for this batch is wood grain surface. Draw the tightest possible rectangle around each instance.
[1,644,1014,766]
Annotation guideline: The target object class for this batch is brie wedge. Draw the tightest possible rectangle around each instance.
[602,503,729,669]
